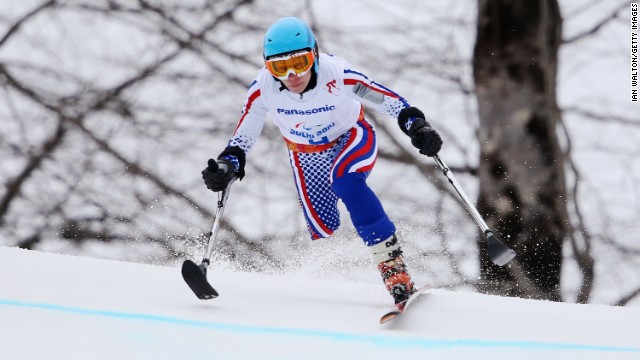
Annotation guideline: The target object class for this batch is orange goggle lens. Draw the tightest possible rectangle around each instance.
[265,51,315,79]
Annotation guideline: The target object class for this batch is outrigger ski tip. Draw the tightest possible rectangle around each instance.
[487,233,517,266]
[181,259,219,300]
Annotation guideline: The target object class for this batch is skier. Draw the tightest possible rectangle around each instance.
[201,17,442,304]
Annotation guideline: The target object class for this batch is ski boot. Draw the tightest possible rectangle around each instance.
[369,234,416,304]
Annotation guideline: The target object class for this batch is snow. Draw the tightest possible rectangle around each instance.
[1,246,638,360]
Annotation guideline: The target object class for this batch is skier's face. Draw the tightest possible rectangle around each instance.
[282,70,312,94]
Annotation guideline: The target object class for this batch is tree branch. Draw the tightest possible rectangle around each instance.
[0,121,65,226]
[0,0,57,48]
[615,286,640,306]
[563,106,640,128]
[563,3,627,44]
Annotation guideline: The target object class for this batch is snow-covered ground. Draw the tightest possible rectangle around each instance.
[0,247,638,360]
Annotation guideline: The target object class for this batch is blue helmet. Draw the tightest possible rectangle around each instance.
[263,17,318,71]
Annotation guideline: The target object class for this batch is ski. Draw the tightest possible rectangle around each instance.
[181,259,219,300]
[379,285,431,324]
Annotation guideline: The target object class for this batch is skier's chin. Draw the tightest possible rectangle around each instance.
[285,81,305,93]
[283,73,311,94]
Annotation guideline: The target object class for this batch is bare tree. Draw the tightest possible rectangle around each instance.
[473,0,567,300]
[0,0,266,264]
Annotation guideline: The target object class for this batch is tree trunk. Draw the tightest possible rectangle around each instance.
[473,0,568,301]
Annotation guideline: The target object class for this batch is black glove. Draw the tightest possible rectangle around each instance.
[398,107,443,157]
[409,121,442,156]
[202,158,236,192]
[201,146,246,192]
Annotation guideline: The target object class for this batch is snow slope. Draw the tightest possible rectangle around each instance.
[0,247,638,360]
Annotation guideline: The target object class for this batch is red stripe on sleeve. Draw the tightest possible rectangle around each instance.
[343,79,398,98]
[234,89,261,134]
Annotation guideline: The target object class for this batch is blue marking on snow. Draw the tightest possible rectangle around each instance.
[1,298,638,353]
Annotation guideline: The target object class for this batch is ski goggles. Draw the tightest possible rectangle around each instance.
[265,50,315,80]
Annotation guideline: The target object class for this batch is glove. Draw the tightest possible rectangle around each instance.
[408,120,442,156]
[202,158,236,192]
[398,107,443,157]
